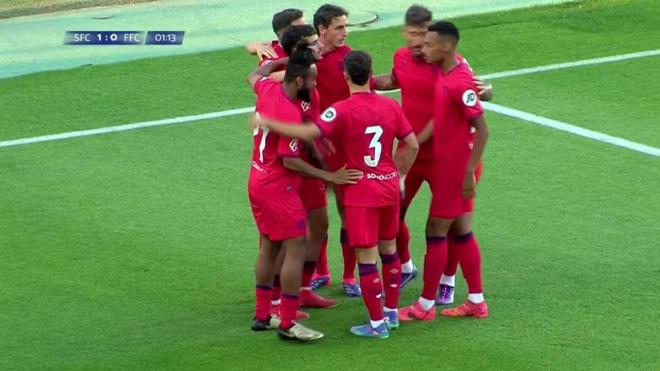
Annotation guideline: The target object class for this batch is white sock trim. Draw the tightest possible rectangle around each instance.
[468,293,484,304]
[401,260,414,273]
[418,297,435,311]
[384,307,397,313]
[271,299,281,306]
[370,319,384,328]
[440,274,455,287]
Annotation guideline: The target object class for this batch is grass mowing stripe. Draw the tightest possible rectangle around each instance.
[483,102,660,157]
[1,49,658,149]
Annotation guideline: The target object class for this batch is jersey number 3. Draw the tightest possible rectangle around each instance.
[364,125,383,167]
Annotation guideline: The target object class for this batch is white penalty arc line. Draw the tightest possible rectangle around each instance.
[1,49,659,152]
[482,102,660,157]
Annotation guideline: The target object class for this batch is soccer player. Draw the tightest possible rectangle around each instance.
[253,51,420,339]
[309,3,363,296]
[399,21,489,321]
[246,49,325,341]
[375,5,493,294]
[255,26,341,310]
[245,8,306,62]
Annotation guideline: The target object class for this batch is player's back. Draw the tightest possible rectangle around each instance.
[250,78,302,199]
[332,92,412,207]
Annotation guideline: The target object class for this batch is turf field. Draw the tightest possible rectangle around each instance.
[1,0,659,369]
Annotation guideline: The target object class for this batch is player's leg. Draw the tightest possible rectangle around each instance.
[299,206,337,308]
[441,212,488,318]
[397,163,425,287]
[277,235,323,341]
[335,189,360,297]
[311,235,330,287]
[438,161,484,305]
[251,235,283,331]
[270,249,283,312]
[346,206,389,339]
[378,204,402,329]
[270,246,310,320]
[437,215,474,306]
[399,215,452,322]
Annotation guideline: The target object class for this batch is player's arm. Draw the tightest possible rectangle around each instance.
[246,57,290,89]
[374,73,400,91]
[250,115,321,141]
[463,116,489,198]
[268,70,286,82]
[283,158,362,184]
[396,133,419,176]
[416,119,433,145]
[245,40,278,61]
[474,76,494,101]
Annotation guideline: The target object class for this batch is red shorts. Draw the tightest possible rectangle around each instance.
[429,161,483,220]
[344,204,399,248]
[249,194,307,241]
[298,178,327,211]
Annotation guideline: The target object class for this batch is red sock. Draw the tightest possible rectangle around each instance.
[301,261,316,288]
[255,285,272,321]
[444,235,460,276]
[421,236,448,301]
[380,252,401,310]
[279,293,299,329]
[341,228,356,281]
[456,232,483,293]
[271,275,281,303]
[358,263,384,321]
[396,217,411,264]
[315,236,330,277]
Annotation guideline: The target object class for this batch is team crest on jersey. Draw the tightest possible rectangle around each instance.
[289,139,299,152]
[300,101,311,112]
[462,89,478,107]
[321,107,336,123]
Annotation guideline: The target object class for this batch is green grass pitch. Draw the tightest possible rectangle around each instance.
[1,0,659,369]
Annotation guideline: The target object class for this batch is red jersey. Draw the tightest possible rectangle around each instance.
[392,47,469,162]
[316,45,376,170]
[249,77,303,199]
[258,40,288,69]
[432,61,483,179]
[315,44,378,111]
[315,92,413,207]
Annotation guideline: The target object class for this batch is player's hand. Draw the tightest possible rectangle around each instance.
[330,166,363,184]
[474,76,493,98]
[256,44,278,62]
[462,170,476,199]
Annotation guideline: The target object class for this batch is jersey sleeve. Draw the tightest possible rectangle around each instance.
[314,105,343,139]
[253,76,275,95]
[277,134,301,158]
[452,72,484,121]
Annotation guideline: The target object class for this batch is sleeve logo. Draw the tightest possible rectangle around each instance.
[321,107,337,123]
[289,139,299,152]
[462,89,478,107]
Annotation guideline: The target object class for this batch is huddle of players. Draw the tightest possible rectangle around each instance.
[247,4,493,341]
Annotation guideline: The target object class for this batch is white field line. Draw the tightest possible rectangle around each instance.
[483,102,660,157]
[1,50,659,152]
